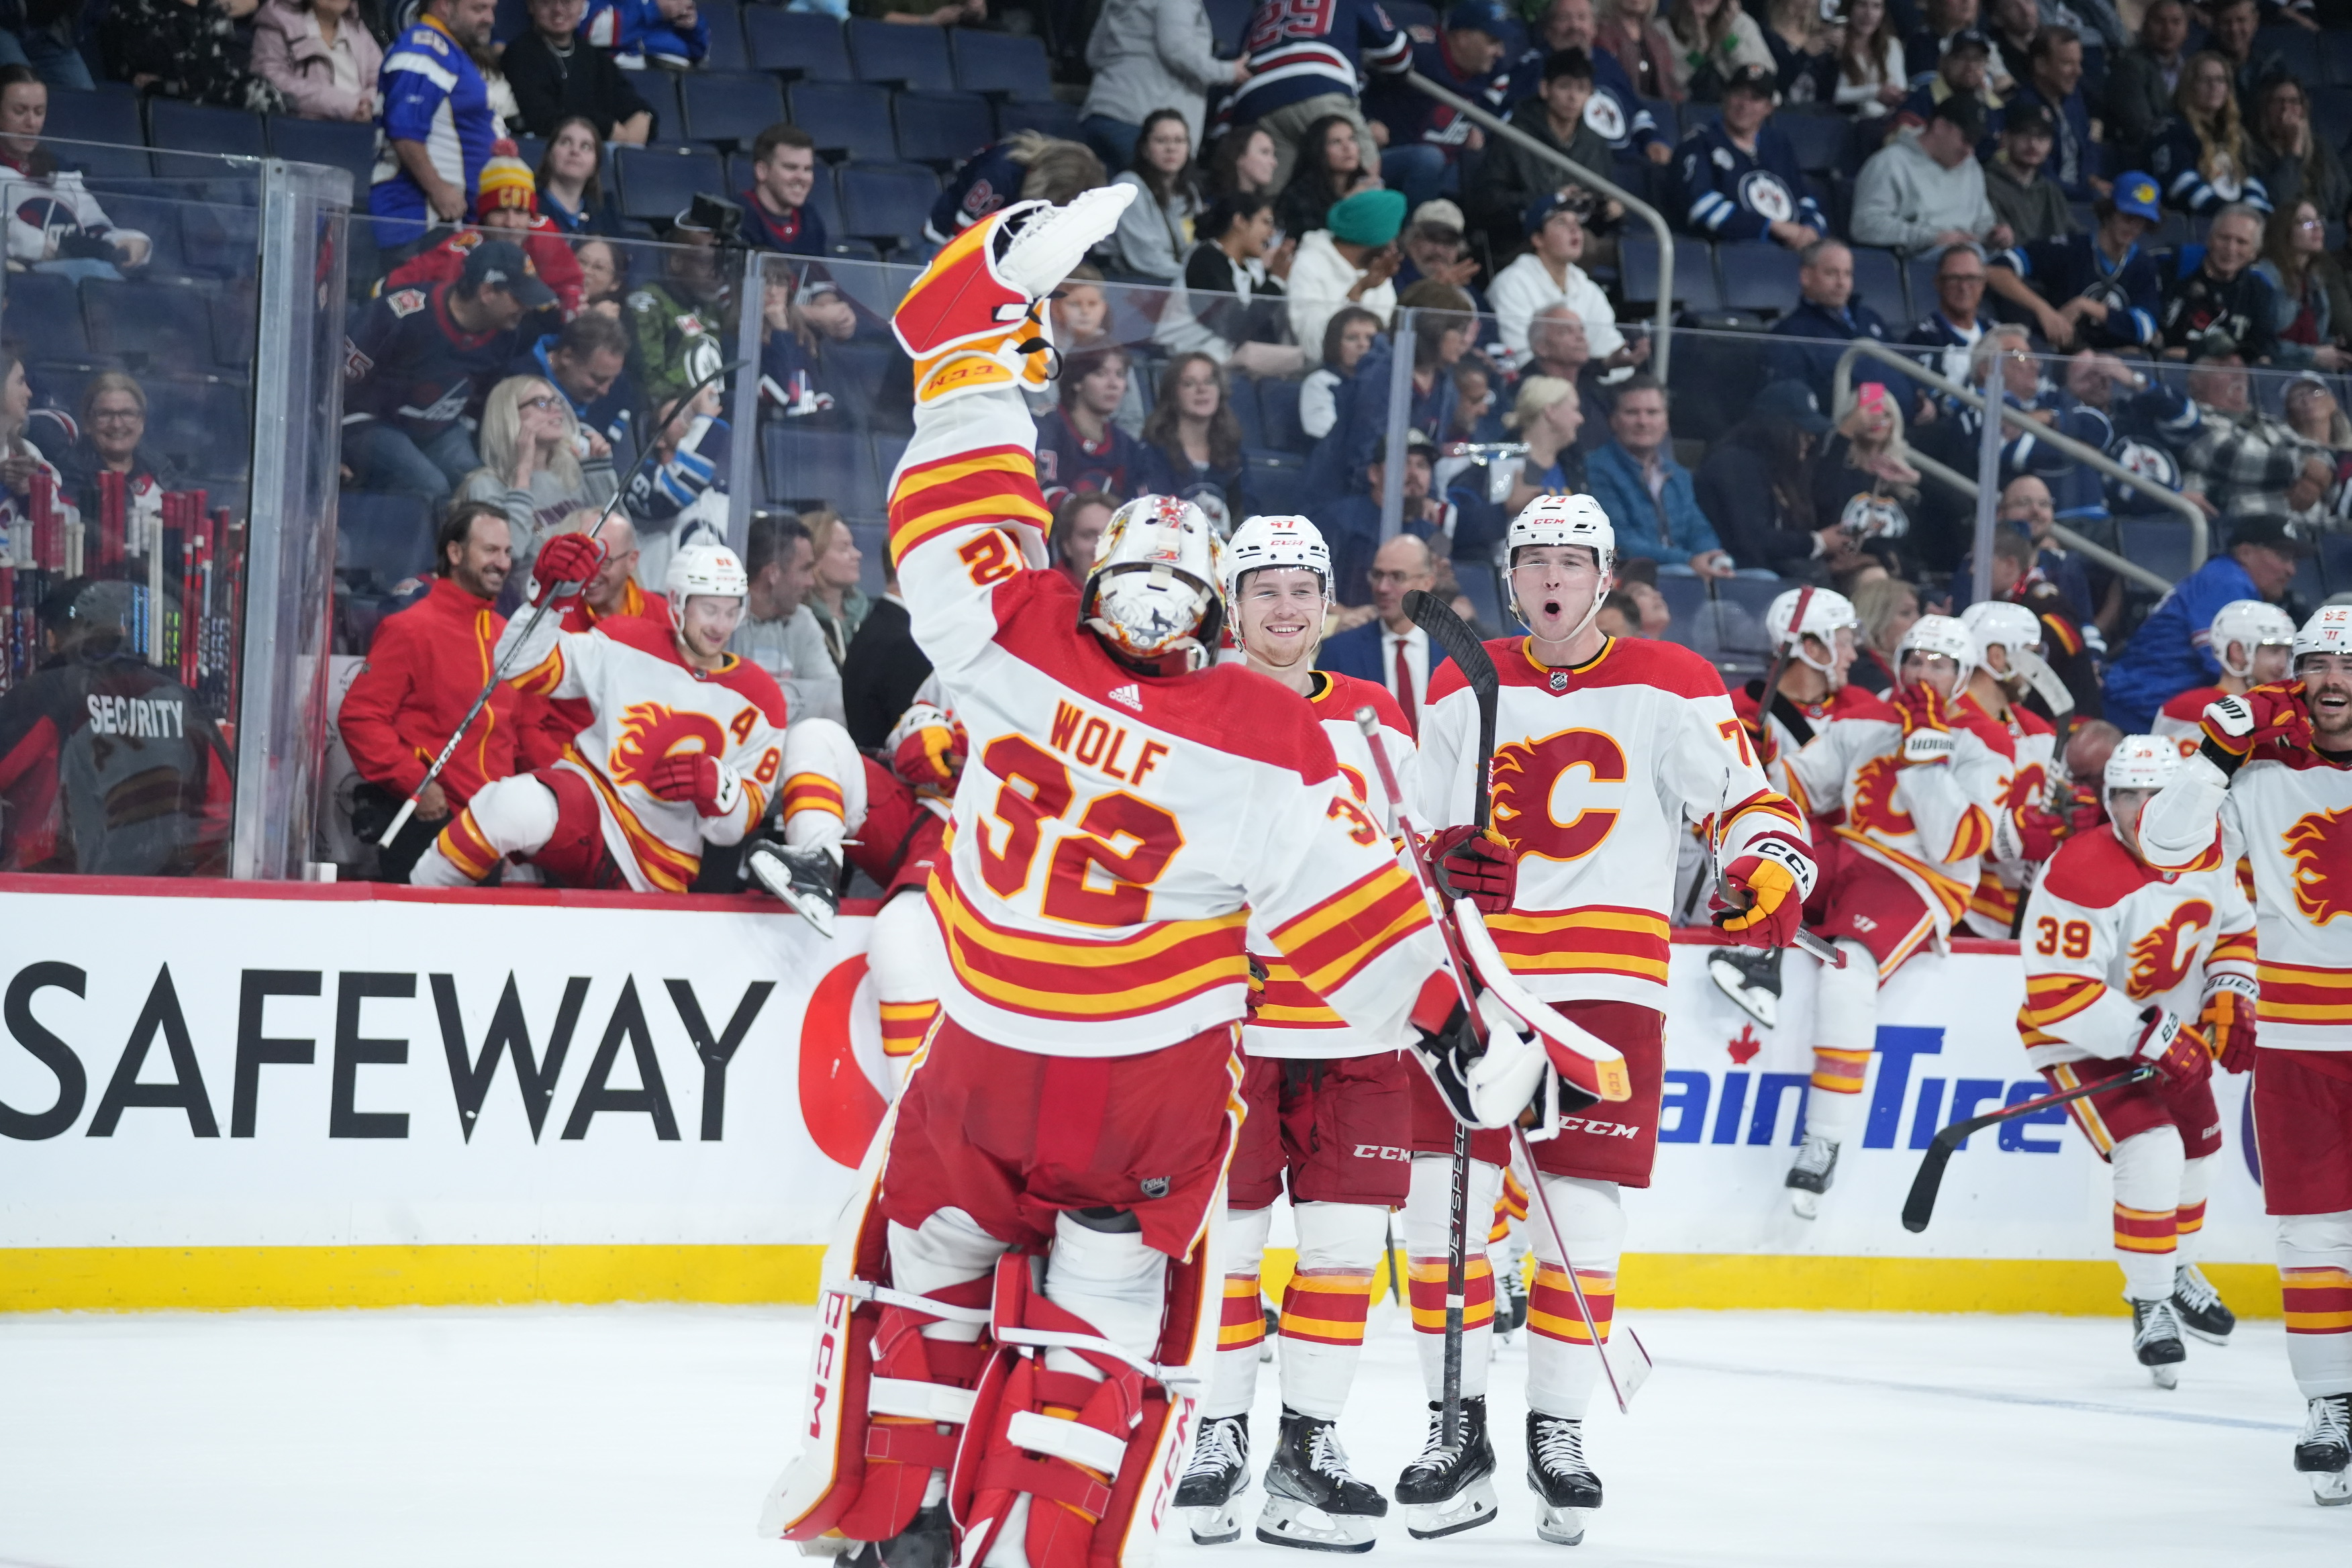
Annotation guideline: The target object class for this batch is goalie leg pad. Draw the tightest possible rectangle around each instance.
[1523,1177,1626,1423]
[1402,1153,1503,1402]
[2279,1211,2352,1401]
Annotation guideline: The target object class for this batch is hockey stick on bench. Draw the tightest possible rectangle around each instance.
[1900,1063,2156,1232]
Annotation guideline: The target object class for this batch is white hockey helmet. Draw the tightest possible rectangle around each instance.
[663,540,749,632]
[1959,599,2044,681]
[1765,587,1858,674]
[1897,612,1976,690]
[1503,491,1614,636]
[1081,493,1226,666]
[2292,603,2352,671]
[1221,513,1333,603]
[2209,599,2296,680]
[2103,732,2181,808]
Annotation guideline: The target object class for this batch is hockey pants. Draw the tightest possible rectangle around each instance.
[411,773,566,887]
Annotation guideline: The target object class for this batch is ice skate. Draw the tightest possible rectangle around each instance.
[1497,1259,1529,1341]
[2171,1263,2235,1345]
[746,840,841,937]
[2129,1297,2186,1389]
[1393,1398,1498,1540]
[841,1502,952,1568]
[2296,1394,2352,1506]
[1785,1132,1839,1219]
[1175,1413,1251,1545]
[1526,1412,1602,1547]
[1708,945,1783,1029]
[1255,1410,1387,1553]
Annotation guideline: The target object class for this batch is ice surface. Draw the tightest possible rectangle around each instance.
[0,1304,2338,1567]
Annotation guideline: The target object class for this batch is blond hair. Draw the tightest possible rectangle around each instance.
[1506,375,1575,432]
[474,375,583,491]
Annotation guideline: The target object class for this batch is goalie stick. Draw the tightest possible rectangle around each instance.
[1901,1064,2156,1232]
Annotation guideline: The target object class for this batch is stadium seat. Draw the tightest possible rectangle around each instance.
[268,115,380,195]
[493,0,530,42]
[893,91,995,169]
[40,91,150,178]
[848,19,955,92]
[765,426,883,516]
[337,491,437,595]
[177,199,260,279]
[2322,532,2352,596]
[148,376,252,481]
[1849,246,1907,324]
[3,273,89,362]
[1625,234,1722,311]
[745,8,852,79]
[2118,518,2194,583]
[612,144,727,222]
[837,161,939,256]
[1777,111,1846,175]
[700,0,750,72]
[788,81,897,162]
[635,72,684,144]
[146,99,267,170]
[1228,374,1263,448]
[1715,242,1802,315]
[679,71,785,150]
[82,279,215,366]
[994,98,1082,140]
[950,30,1055,101]
[210,282,256,370]
[1245,452,1308,518]
[2324,31,2352,89]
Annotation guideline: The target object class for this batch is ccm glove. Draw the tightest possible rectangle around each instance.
[1428,824,1517,915]
[1714,836,1818,948]
[2130,1006,2210,1091]
[530,533,605,606]
[2200,681,2312,768]
[648,751,742,818]
[2198,973,2259,1075]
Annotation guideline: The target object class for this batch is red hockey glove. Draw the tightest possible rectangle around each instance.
[2198,973,2258,1075]
[2200,681,2312,760]
[531,533,605,606]
[1428,824,1517,916]
[1892,684,1955,767]
[2013,802,2071,862]
[892,718,967,791]
[1714,836,1818,948]
[2130,1006,2210,1091]
[648,751,742,818]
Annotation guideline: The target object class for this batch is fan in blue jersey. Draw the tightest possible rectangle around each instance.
[1988,171,2164,351]
[371,0,501,249]
[925,133,1106,246]
[1364,0,1516,209]
[1673,64,1825,248]
[581,0,708,70]
[1506,0,1671,164]
[1229,0,1411,185]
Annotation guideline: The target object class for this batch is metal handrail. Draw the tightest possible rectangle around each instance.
[1402,70,1675,381]
[1830,338,2208,592]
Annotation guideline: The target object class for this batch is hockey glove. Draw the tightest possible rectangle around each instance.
[530,533,605,606]
[2130,1006,2210,1091]
[1412,993,1598,1132]
[1428,824,1517,916]
[891,707,967,792]
[2198,972,2259,1075]
[2200,681,2312,765]
[1714,836,1818,949]
[1893,684,1955,767]
[648,751,743,818]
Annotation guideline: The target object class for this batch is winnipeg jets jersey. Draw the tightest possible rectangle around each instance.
[1960,695,2058,938]
[2015,824,2255,1069]
[501,611,787,893]
[1416,634,1807,1011]
[887,389,1447,1058]
[2141,746,2352,1049]
[1246,672,1418,1061]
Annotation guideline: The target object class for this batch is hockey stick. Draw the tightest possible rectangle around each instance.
[1510,1125,1653,1414]
[377,357,748,848]
[1900,1063,2157,1232]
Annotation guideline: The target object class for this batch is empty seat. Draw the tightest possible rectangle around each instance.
[1777,111,1846,175]
[177,200,260,279]
[1715,242,1803,315]
[146,99,266,173]
[146,376,252,480]
[745,8,851,79]
[837,161,938,256]
[82,280,215,366]
[613,145,727,222]
[787,81,897,161]
[1245,452,1307,518]
[2,273,90,362]
[699,0,750,71]
[950,30,1054,100]
[210,282,256,369]
[848,19,955,92]
[337,491,437,595]
[634,72,684,143]
[268,115,381,195]
[2118,519,2194,583]
[1228,373,1263,448]
[680,71,784,150]
[1624,234,1721,310]
[1849,246,1907,324]
[893,91,994,168]
[42,87,142,148]
[994,98,1081,141]
[1204,0,1251,52]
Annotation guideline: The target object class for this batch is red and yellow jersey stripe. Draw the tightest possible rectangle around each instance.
[1248,953,1348,1030]
[930,870,1249,1024]
[1837,826,1977,923]
[2259,959,2352,1028]
[562,747,702,893]
[1264,862,1432,1003]
[887,444,1051,567]
[2018,973,2110,1049]
[1480,905,1671,986]
[1945,801,1994,863]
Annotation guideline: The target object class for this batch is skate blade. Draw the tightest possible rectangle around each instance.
[1789,1189,1820,1220]
[1402,1479,1498,1540]
[1183,1501,1248,1546]
[1535,1504,1589,1547]
[1255,1496,1379,1553]
[2181,1324,2233,1347]
[2304,1467,2352,1506]
[750,858,837,938]
[2144,1361,2179,1389]
[1707,960,1777,1030]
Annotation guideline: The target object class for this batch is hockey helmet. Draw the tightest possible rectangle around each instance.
[664,540,749,632]
[1081,493,1226,667]
[2292,603,2352,672]
[1959,599,2043,680]
[2208,599,2295,681]
[1765,587,1858,675]
[1897,612,1976,691]
[2102,732,2181,809]
[1222,513,1333,603]
[1503,492,1614,637]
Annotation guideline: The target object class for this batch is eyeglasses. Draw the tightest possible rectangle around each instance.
[520,395,563,411]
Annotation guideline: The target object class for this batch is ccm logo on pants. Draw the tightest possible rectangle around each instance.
[1353,1144,1412,1161]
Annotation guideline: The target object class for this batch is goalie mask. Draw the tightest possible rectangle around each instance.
[1081,493,1226,667]
[1959,599,2043,683]
[663,540,748,632]
[1765,587,1857,677]
[2210,599,2294,681]
[1897,612,1976,691]
[1504,491,1614,640]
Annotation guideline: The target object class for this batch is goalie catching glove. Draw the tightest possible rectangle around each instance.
[2130,1006,2211,1091]
[1712,835,1816,948]
[648,750,742,818]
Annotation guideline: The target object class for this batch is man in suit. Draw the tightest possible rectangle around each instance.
[1318,533,1454,734]
[841,559,931,751]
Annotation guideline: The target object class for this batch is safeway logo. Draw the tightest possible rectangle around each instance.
[796,956,887,1167]
[1108,683,1143,713]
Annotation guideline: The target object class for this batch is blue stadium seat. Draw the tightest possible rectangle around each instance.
[765,426,883,515]
[612,144,728,222]
[2314,85,2352,154]
[788,81,897,161]
[146,99,266,173]
[1849,246,1907,324]
[148,376,252,480]
[1716,242,1803,315]
[82,280,215,365]
[700,0,750,72]
[42,87,142,154]
[746,8,851,79]
[1228,374,1263,448]
[1623,234,1722,310]
[2322,532,2352,595]
[1257,377,1306,453]
[1245,452,1308,517]
[848,19,955,92]
[338,491,437,595]
[2323,31,2352,89]
[950,30,1055,100]
[893,91,995,168]
[1777,112,1845,175]
[838,161,939,256]
[268,115,380,195]
[2118,518,2194,583]
[179,200,260,278]
[679,71,785,150]
[994,98,1081,141]
[3,272,89,361]
[635,72,684,143]
[493,0,530,42]
[1204,0,1252,52]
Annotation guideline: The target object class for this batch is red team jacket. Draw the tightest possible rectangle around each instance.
[340,576,521,805]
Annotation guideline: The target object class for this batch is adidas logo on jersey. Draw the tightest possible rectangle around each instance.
[1108,683,1143,712]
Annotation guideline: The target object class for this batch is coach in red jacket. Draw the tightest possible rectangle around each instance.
[341,501,522,879]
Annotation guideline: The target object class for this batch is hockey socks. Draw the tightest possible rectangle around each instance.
[2280,1212,2352,1401]
[1207,1206,1274,1420]
[1277,1203,1385,1420]
[1524,1175,1625,1425]
[1403,1155,1502,1402]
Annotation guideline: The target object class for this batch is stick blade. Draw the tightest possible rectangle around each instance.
[1900,1139,1959,1232]
[1613,1323,1655,1410]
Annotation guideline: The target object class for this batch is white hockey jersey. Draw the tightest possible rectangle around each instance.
[2141,746,2352,1049]
[1246,671,1418,1061]
[2015,822,2257,1069]
[501,611,787,893]
[886,389,1449,1057]
[1415,634,1808,1010]
[1960,693,2060,938]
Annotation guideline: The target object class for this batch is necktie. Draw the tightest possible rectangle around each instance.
[1394,638,1417,736]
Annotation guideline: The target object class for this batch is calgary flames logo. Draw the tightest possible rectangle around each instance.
[2126,899,2212,999]
[2285,807,2352,927]
[2001,761,2047,812]
[1849,756,1914,838]
[606,701,727,791]
[1489,729,1626,863]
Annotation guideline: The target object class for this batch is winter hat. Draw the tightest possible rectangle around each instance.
[1326,187,1407,246]
[476,143,539,219]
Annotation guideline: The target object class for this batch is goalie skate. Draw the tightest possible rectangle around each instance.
[2130,1297,2186,1389]
[2296,1394,2352,1506]
[1393,1398,1498,1540]
[1255,1411,1387,1553]
[748,840,841,938]
[1708,946,1783,1030]
[1526,1413,1602,1547]
[1174,1414,1250,1545]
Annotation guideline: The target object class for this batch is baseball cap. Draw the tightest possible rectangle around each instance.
[2110,170,2162,222]
[2231,516,2316,556]
[1404,428,1438,452]
[1945,27,1992,55]
[1722,62,1777,99]
[1931,93,1986,140]
[1523,188,1587,236]
[1412,198,1467,234]
[1755,379,1833,436]
[1445,0,1514,39]
[460,238,556,310]
[2001,101,2054,137]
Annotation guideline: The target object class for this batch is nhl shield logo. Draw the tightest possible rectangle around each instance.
[1140,1175,1171,1199]
[1549,670,1569,691]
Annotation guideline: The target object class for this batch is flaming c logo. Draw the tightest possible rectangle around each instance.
[2001,761,2047,813]
[2285,807,2352,926]
[1490,729,1626,862]
[605,701,728,791]
[1849,756,1914,837]
[2127,899,2212,999]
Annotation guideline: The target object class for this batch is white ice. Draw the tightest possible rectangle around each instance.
[0,1303,2338,1567]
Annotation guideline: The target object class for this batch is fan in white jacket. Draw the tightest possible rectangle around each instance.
[1489,195,1627,364]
